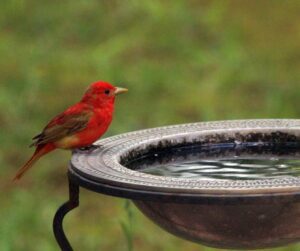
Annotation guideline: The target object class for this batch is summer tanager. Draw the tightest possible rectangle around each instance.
[13,81,127,181]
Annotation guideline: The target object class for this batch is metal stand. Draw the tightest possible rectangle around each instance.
[53,179,79,251]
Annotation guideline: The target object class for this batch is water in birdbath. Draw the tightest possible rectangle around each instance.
[125,143,300,180]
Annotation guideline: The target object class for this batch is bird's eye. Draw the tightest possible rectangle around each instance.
[104,89,110,95]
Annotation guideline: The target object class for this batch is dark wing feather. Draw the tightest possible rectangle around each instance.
[30,111,91,147]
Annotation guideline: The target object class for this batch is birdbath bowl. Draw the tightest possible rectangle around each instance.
[54,119,300,250]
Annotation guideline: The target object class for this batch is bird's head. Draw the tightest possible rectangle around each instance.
[82,81,128,107]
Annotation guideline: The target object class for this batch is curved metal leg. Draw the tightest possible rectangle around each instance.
[53,179,79,251]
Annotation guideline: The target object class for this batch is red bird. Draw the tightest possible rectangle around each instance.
[13,81,128,181]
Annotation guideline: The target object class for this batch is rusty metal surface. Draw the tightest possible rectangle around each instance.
[134,200,300,249]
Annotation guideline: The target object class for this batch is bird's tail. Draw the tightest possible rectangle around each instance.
[13,144,55,181]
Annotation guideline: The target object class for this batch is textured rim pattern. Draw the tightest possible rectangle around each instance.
[70,119,300,195]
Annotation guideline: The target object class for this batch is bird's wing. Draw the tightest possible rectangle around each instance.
[31,108,92,147]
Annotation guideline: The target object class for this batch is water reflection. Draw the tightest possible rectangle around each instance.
[140,158,300,180]
[125,143,300,180]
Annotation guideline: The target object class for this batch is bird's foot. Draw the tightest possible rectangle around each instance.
[72,144,101,154]
[79,144,101,151]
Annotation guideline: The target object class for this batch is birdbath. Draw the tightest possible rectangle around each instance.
[53,119,300,250]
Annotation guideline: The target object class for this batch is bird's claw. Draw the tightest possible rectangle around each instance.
[72,144,101,154]
[79,144,101,151]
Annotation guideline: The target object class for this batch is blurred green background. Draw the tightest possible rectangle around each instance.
[1,0,300,250]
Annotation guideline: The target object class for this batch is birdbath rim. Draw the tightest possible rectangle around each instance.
[70,119,300,202]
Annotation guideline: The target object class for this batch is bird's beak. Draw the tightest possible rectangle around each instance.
[114,87,128,95]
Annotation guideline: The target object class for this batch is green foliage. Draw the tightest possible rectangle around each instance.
[1,0,300,250]
[120,201,134,251]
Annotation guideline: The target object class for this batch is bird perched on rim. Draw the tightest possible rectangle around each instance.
[13,81,128,181]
